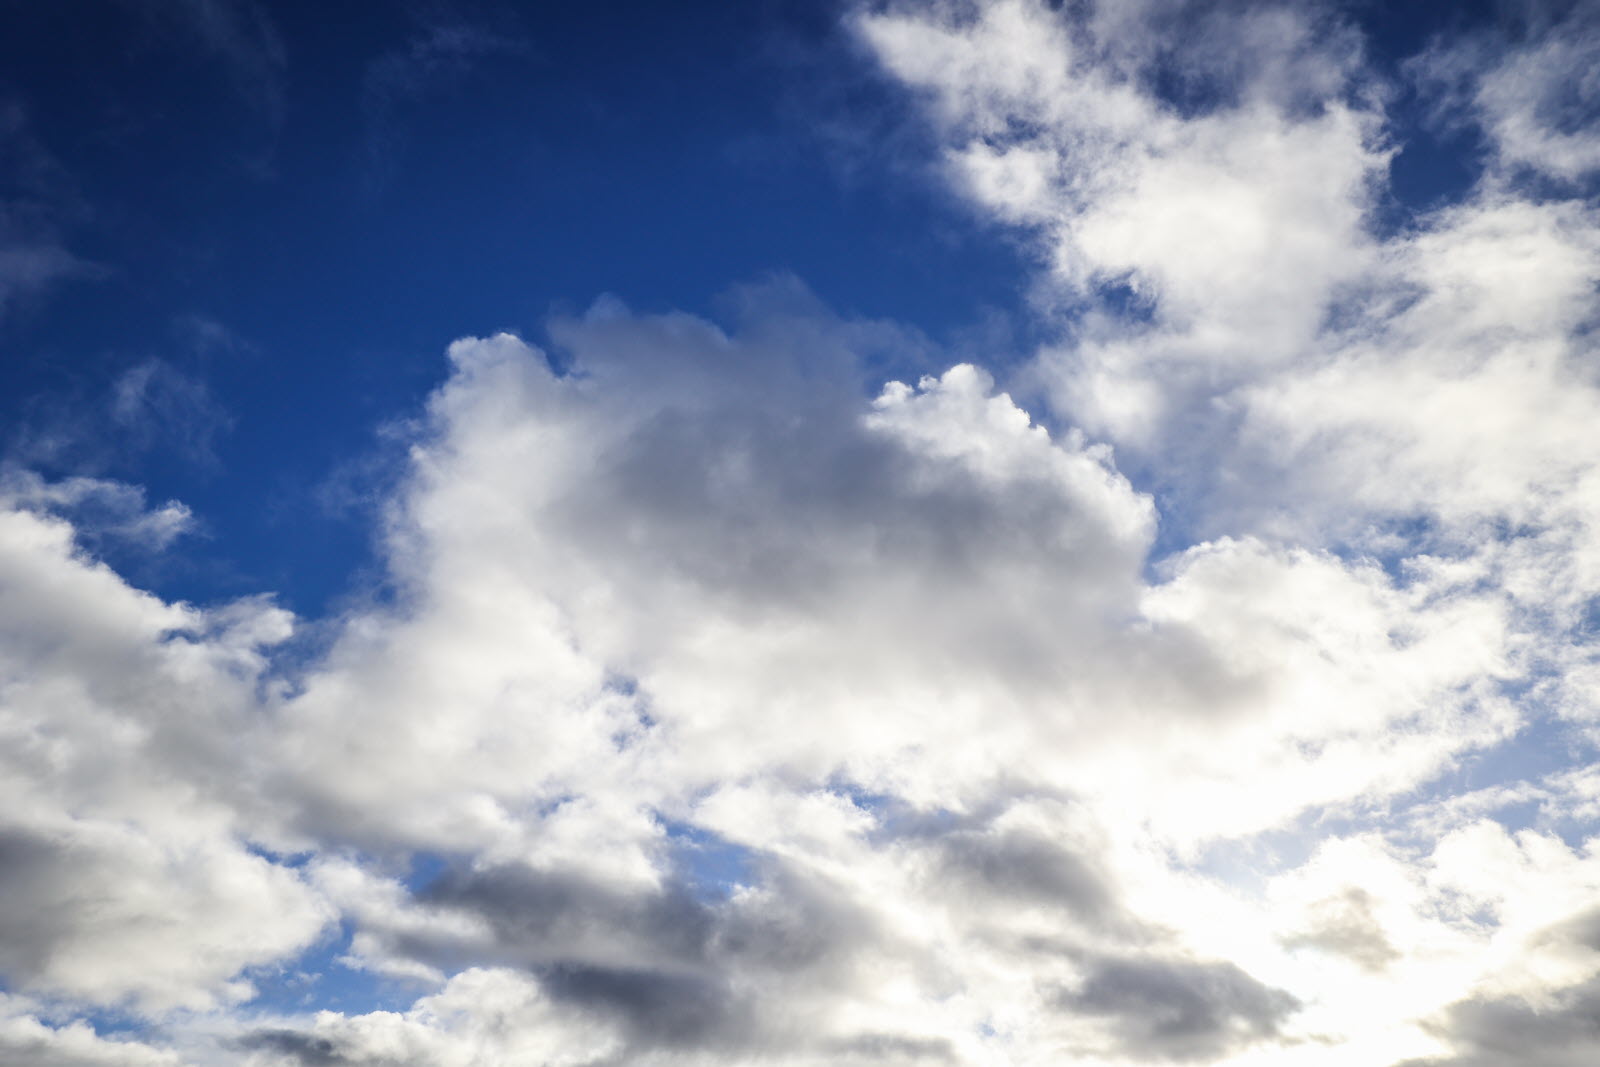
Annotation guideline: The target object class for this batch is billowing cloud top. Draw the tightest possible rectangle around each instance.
[4,1,1600,1065]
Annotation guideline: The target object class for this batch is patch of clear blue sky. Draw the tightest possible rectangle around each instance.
[242,919,423,1019]
[663,820,759,903]
[238,850,452,1020]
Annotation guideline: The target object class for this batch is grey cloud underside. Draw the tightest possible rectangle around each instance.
[1052,955,1301,1063]
[0,826,75,981]
[237,1031,346,1067]
[1393,903,1600,1067]
[352,854,896,1056]
[1398,977,1600,1067]
[935,825,1116,921]
[1280,887,1400,972]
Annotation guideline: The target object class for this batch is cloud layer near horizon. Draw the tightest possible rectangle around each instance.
[4,1,1600,1065]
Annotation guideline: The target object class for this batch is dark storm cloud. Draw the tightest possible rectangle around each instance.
[1055,953,1301,1062]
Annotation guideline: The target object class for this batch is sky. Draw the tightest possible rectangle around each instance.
[2,0,1600,1065]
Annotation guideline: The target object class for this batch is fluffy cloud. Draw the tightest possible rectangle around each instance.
[849,0,1600,1060]
[0,493,328,1013]
[0,285,1558,1063]
[226,283,1522,1063]
[0,994,180,1067]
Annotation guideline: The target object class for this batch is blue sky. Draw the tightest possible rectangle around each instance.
[3,0,1040,616]
[4,2,1600,1066]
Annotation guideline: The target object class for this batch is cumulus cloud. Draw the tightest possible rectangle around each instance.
[214,283,1525,1063]
[0,279,1562,1063]
[0,994,180,1067]
[0,498,325,1013]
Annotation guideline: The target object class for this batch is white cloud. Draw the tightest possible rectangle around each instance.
[0,994,181,1066]
[2,473,194,551]
[0,274,1554,1061]
[1410,3,1600,184]
[847,0,1600,1060]
[0,501,326,1013]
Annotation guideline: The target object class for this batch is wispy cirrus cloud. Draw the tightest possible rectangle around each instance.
[361,12,529,192]
[119,0,288,127]
[0,101,97,321]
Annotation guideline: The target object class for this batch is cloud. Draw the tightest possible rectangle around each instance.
[1053,953,1301,1062]
[855,0,1600,595]
[1,472,193,551]
[0,995,180,1066]
[1409,2,1600,184]
[1280,887,1401,974]
[934,823,1117,922]
[1401,975,1600,1067]
[233,968,622,1066]
[0,273,1535,1059]
[110,359,234,468]
[222,284,1525,1064]
[0,499,325,1013]
[8,355,233,476]
[361,16,527,191]
[857,0,1600,763]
